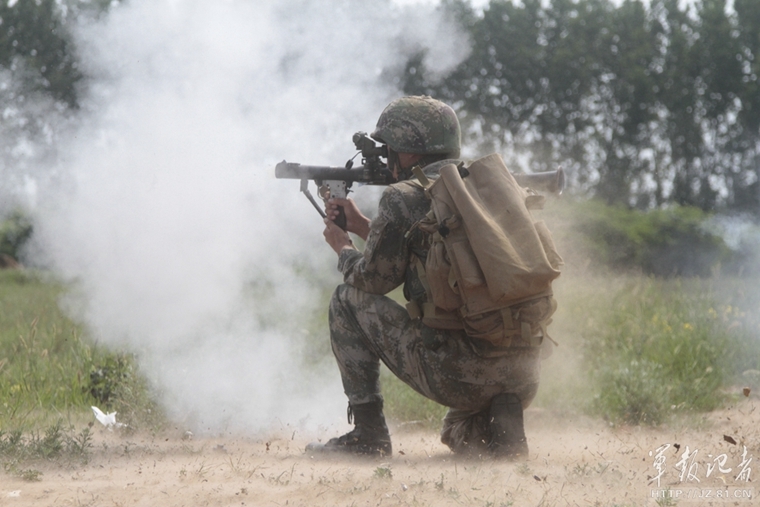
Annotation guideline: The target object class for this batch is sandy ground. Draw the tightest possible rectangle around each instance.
[2,400,758,507]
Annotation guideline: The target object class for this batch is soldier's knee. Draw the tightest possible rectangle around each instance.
[517,383,540,409]
[329,284,352,318]
[330,284,370,312]
[329,284,366,337]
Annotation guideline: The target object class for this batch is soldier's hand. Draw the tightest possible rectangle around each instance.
[326,197,371,240]
[323,217,355,255]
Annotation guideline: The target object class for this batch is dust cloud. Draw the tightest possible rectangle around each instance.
[13,0,470,434]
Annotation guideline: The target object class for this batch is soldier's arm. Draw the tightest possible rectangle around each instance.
[338,186,410,295]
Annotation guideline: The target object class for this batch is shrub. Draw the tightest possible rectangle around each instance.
[86,354,134,406]
[0,209,33,262]
[569,200,732,277]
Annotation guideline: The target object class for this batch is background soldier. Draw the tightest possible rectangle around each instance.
[309,96,546,458]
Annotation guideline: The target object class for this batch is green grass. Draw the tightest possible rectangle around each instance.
[535,271,760,425]
[0,270,161,433]
[587,277,728,424]
[0,270,92,427]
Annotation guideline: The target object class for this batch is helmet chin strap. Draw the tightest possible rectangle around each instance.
[387,148,415,182]
[386,148,401,181]
[388,148,450,182]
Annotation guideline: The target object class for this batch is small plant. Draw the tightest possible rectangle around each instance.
[0,421,93,467]
[0,430,24,455]
[569,462,591,478]
[66,427,93,457]
[36,421,65,459]
[87,354,133,406]
[515,463,531,476]
[435,473,445,491]
[374,466,393,479]
[18,467,43,482]
[3,462,43,482]
[655,490,678,507]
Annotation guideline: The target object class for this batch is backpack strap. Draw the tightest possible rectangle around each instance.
[411,165,431,189]
[406,254,464,329]
[405,165,470,330]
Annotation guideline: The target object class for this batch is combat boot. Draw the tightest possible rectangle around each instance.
[488,393,528,459]
[306,400,392,457]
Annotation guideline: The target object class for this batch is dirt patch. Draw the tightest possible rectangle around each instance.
[2,400,758,507]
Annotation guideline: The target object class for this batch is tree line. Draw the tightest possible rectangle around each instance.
[2,0,758,214]
[407,0,760,213]
[0,0,113,108]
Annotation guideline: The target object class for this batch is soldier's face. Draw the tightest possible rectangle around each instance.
[395,152,424,180]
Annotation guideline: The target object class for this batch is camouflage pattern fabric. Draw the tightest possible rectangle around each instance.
[330,160,541,451]
[371,96,461,158]
[329,283,541,409]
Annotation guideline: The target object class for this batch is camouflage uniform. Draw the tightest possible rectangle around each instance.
[329,159,542,452]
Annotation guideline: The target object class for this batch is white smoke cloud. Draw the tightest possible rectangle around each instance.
[0,67,68,217]
[22,0,470,434]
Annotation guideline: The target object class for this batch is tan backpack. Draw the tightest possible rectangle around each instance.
[407,154,563,353]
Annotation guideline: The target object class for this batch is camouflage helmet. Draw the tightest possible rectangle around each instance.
[371,96,461,158]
